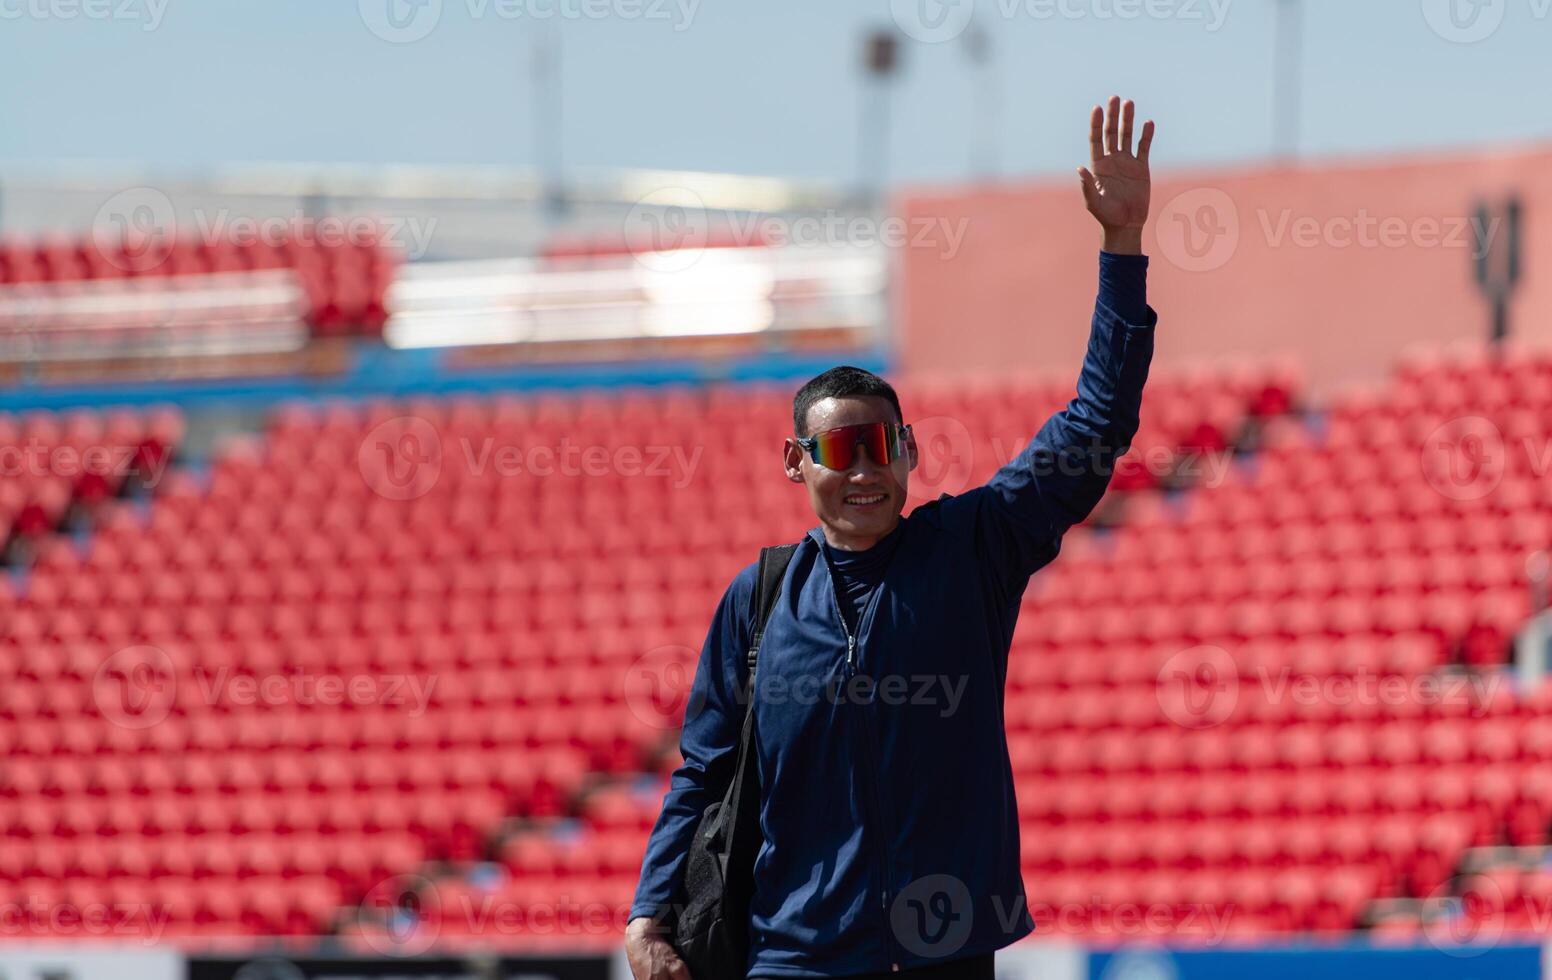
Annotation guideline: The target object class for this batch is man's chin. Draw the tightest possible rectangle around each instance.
[831,506,901,535]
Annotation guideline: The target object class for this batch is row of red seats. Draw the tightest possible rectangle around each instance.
[14,873,343,937]
[2,832,423,884]
[1007,724,1552,776]
[0,408,180,552]
[0,626,671,680]
[0,235,381,281]
[0,231,396,335]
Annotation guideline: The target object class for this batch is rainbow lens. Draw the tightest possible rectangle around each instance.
[803,422,904,470]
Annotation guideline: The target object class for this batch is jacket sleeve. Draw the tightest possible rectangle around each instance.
[628,561,759,924]
[974,251,1157,584]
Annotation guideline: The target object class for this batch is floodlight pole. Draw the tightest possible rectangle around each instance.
[1273,0,1303,160]
[533,21,567,220]
[965,21,998,182]
[859,29,901,210]
[1474,196,1523,345]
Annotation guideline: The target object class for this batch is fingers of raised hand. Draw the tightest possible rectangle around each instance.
[1137,118,1156,165]
[1094,97,1153,166]
[1089,104,1105,169]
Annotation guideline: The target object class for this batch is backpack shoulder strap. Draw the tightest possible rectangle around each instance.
[747,542,799,676]
[710,542,798,858]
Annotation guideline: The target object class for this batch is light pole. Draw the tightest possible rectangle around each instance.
[858,28,901,209]
[1272,0,1303,160]
[532,20,566,219]
[964,20,998,182]
[1474,196,1523,345]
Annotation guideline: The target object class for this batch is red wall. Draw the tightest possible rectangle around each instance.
[897,143,1552,399]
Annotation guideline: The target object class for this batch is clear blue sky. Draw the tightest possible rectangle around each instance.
[0,0,1546,186]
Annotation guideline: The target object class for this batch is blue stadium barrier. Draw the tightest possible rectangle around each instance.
[1086,941,1546,980]
[0,344,890,413]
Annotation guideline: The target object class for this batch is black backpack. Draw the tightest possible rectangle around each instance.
[667,542,799,979]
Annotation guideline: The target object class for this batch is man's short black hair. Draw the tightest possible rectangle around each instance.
[792,366,904,437]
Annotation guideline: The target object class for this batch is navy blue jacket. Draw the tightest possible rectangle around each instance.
[632,253,1157,977]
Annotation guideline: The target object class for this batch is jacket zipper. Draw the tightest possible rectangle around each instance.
[821,550,901,972]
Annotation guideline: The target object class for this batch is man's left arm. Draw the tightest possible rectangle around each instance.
[977,97,1158,580]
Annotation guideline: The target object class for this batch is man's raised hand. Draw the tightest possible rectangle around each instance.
[1078,96,1155,256]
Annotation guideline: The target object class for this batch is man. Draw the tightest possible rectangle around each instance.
[627,97,1158,979]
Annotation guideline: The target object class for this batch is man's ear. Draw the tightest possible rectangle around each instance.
[783,438,806,483]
